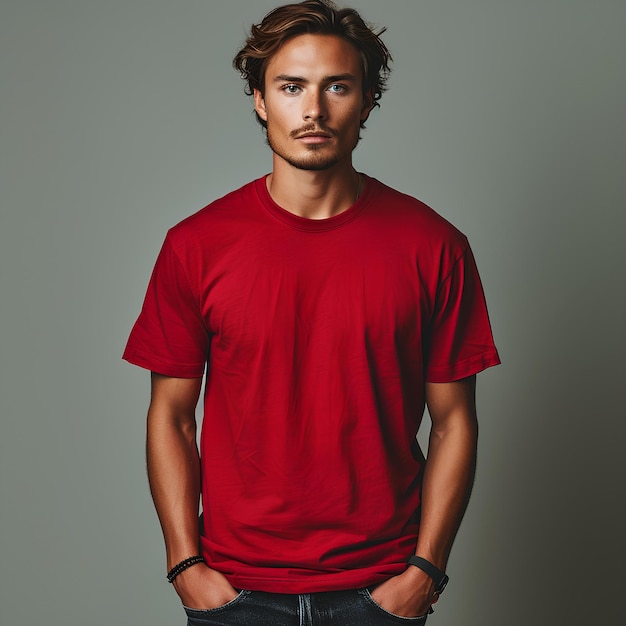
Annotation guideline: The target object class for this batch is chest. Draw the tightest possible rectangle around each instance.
[197,227,436,356]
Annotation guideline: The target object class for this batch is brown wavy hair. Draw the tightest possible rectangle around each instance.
[233,0,392,129]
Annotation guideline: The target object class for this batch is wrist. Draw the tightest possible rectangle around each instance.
[167,555,206,583]
[401,563,431,588]
[407,556,449,596]
[166,538,203,571]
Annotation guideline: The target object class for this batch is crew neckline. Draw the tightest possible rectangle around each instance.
[254,174,373,232]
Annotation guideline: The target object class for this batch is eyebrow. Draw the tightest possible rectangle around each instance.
[272,73,357,83]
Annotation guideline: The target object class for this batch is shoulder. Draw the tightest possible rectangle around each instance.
[165,177,264,250]
[364,177,469,250]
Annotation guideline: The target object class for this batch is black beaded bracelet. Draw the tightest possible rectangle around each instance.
[166,555,205,583]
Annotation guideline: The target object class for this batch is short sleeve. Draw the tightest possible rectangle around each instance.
[122,234,209,377]
[425,244,500,382]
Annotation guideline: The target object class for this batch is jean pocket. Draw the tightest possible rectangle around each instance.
[183,589,251,618]
[359,588,428,623]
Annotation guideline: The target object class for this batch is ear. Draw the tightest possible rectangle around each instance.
[360,89,375,124]
[253,89,268,122]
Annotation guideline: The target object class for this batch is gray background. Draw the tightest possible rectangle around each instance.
[1,1,624,625]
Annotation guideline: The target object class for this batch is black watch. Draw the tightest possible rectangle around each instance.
[407,556,449,595]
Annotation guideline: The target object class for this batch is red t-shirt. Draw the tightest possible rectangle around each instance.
[123,175,500,593]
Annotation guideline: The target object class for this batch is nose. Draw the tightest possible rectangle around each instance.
[303,90,326,121]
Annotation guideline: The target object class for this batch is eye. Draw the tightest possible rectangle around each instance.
[327,84,347,94]
[281,84,302,95]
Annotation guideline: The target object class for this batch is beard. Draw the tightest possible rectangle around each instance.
[265,123,361,171]
[266,134,338,171]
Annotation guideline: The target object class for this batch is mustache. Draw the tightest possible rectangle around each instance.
[290,124,336,139]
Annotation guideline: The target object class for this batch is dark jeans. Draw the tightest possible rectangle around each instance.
[183,588,429,625]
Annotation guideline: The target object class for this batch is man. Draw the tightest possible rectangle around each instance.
[123,1,500,623]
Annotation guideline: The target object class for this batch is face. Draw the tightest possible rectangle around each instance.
[254,34,374,171]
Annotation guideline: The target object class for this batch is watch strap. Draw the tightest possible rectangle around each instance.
[407,556,449,594]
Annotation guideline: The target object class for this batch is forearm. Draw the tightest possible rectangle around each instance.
[369,402,477,617]
[143,375,238,609]
[146,384,202,569]
[370,379,480,617]
[415,414,478,569]
[411,376,479,571]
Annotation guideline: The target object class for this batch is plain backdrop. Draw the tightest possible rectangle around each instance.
[1,1,625,625]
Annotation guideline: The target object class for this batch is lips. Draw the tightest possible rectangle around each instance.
[296,131,332,139]
[296,134,333,146]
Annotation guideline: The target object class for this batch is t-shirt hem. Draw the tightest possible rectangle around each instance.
[426,350,501,383]
[122,349,205,378]
[223,565,406,594]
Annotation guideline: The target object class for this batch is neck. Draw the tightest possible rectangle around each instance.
[267,160,362,220]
